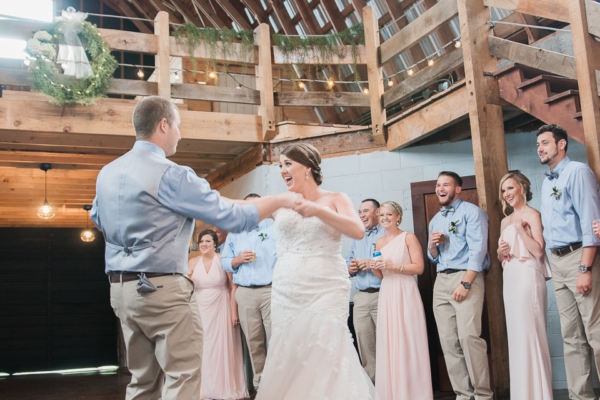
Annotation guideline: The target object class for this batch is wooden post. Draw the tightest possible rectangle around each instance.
[569,0,600,180]
[154,11,171,99]
[457,0,510,398]
[363,6,386,145]
[255,23,276,141]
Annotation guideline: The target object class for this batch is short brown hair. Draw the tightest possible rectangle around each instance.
[132,96,179,140]
[280,143,323,185]
[498,171,533,216]
[438,171,462,187]
[537,123,569,152]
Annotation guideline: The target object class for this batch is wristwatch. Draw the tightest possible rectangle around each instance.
[580,264,592,273]
[461,281,471,290]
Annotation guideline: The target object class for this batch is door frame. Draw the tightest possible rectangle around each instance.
[410,175,478,391]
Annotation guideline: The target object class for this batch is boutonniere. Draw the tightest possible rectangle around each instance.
[551,186,562,200]
[258,233,268,241]
[448,220,460,234]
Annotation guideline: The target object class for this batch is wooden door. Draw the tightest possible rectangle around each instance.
[411,176,492,392]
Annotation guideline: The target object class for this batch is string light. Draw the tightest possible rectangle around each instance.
[363,88,369,94]
[38,163,55,220]
[208,72,216,79]
[298,82,305,88]
[236,84,242,89]
[407,69,414,76]
[387,79,394,87]
[137,69,144,78]
[454,39,462,48]
[327,79,334,87]
[428,59,435,66]
[174,72,180,80]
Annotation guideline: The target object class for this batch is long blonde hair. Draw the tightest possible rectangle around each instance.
[498,171,533,216]
[380,201,403,226]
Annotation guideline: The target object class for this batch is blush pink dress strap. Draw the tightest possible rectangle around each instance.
[192,256,248,400]
[500,224,553,400]
[375,232,434,400]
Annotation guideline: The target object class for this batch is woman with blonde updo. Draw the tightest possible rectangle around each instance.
[369,201,433,400]
[497,172,553,400]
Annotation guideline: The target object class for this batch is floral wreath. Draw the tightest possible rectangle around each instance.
[26,7,118,105]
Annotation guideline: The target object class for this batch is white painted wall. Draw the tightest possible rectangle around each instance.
[219,130,594,389]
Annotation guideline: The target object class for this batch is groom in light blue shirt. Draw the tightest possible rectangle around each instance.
[222,193,277,391]
[537,124,600,399]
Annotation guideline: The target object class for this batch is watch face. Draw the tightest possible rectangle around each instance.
[580,264,588,273]
[462,281,471,289]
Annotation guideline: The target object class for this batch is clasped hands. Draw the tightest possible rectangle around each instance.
[275,192,322,217]
[348,259,387,274]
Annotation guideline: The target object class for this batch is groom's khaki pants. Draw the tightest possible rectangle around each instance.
[551,248,600,400]
[236,285,272,389]
[110,274,204,400]
[433,271,492,400]
[352,290,379,383]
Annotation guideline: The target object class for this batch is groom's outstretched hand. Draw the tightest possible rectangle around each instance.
[293,198,323,218]
[277,192,303,209]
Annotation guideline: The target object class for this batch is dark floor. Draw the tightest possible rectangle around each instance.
[0,372,589,399]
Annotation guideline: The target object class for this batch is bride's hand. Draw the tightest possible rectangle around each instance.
[277,192,303,209]
[293,198,323,218]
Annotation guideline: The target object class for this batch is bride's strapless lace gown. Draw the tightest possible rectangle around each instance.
[256,209,379,400]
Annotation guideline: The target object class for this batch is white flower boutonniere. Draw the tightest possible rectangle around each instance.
[551,186,562,200]
[448,220,460,234]
[258,233,268,241]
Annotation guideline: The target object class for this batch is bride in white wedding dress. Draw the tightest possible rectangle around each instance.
[256,143,379,400]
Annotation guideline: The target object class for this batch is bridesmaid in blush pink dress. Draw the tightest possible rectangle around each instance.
[370,201,433,400]
[189,229,249,400]
[497,172,553,400]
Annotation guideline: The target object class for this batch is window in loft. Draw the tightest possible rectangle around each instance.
[334,0,351,12]
[367,0,388,18]
[260,0,270,10]
[244,8,255,24]
[380,20,398,42]
[313,3,330,28]
[269,13,282,32]
[406,2,446,59]
[345,10,361,28]
[283,0,298,19]
[295,21,309,38]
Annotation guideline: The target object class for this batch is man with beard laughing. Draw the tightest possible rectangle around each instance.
[427,171,493,400]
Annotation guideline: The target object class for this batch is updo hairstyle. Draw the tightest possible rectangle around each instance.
[198,229,219,250]
[498,171,533,216]
[280,143,323,185]
[380,201,403,226]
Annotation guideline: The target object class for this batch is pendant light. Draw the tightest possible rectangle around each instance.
[81,205,95,242]
[37,163,55,220]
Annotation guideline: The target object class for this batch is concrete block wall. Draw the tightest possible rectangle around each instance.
[219,130,593,389]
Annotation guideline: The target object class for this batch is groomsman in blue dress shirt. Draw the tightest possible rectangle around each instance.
[537,124,600,400]
[427,171,493,400]
[221,193,277,391]
[346,198,386,383]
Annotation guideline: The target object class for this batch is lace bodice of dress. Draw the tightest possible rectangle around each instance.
[274,208,342,257]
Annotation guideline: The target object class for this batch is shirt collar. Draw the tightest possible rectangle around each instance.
[441,197,462,213]
[133,141,166,158]
[551,156,570,175]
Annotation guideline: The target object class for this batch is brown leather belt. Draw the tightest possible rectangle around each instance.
[438,269,463,275]
[551,242,582,257]
[239,283,272,289]
[360,288,380,293]
[109,272,178,283]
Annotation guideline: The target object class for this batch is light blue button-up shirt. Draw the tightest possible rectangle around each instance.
[427,198,490,272]
[91,141,259,234]
[346,225,386,290]
[541,156,600,249]
[221,219,277,286]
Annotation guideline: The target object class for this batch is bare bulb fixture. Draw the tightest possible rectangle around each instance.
[363,88,369,94]
[236,84,242,89]
[327,80,334,87]
[174,72,180,80]
[428,59,435,66]
[38,163,55,220]
[387,79,394,87]
[407,69,414,76]
[454,40,462,48]
[208,72,216,79]
[298,82,305,88]
[81,205,95,242]
[137,69,144,78]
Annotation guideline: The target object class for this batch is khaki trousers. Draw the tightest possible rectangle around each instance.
[352,290,379,383]
[551,248,600,400]
[433,272,492,400]
[235,286,272,389]
[110,274,203,400]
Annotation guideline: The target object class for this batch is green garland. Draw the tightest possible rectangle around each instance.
[172,24,255,77]
[27,21,118,106]
[273,23,365,89]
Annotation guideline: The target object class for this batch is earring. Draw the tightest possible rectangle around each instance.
[306,171,309,180]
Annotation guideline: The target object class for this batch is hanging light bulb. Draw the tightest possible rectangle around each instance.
[23,59,30,66]
[137,69,144,78]
[327,79,334,87]
[454,39,462,48]
[407,68,414,76]
[81,205,95,242]
[387,79,394,87]
[174,72,180,80]
[298,82,305,88]
[236,84,242,89]
[208,72,216,79]
[428,58,435,67]
[38,163,55,220]
[363,88,369,94]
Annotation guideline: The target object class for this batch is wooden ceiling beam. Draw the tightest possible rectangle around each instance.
[483,0,569,23]
[295,0,321,34]
[271,0,298,34]
[102,0,154,33]
[205,144,264,190]
[217,0,255,29]
[147,0,185,24]
[191,0,229,27]
[169,0,207,26]
[242,0,269,24]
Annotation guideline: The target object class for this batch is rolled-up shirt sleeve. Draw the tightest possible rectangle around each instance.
[90,195,102,231]
[158,164,259,233]
[220,235,236,273]
[465,208,489,272]
[571,167,600,247]
[427,219,439,264]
